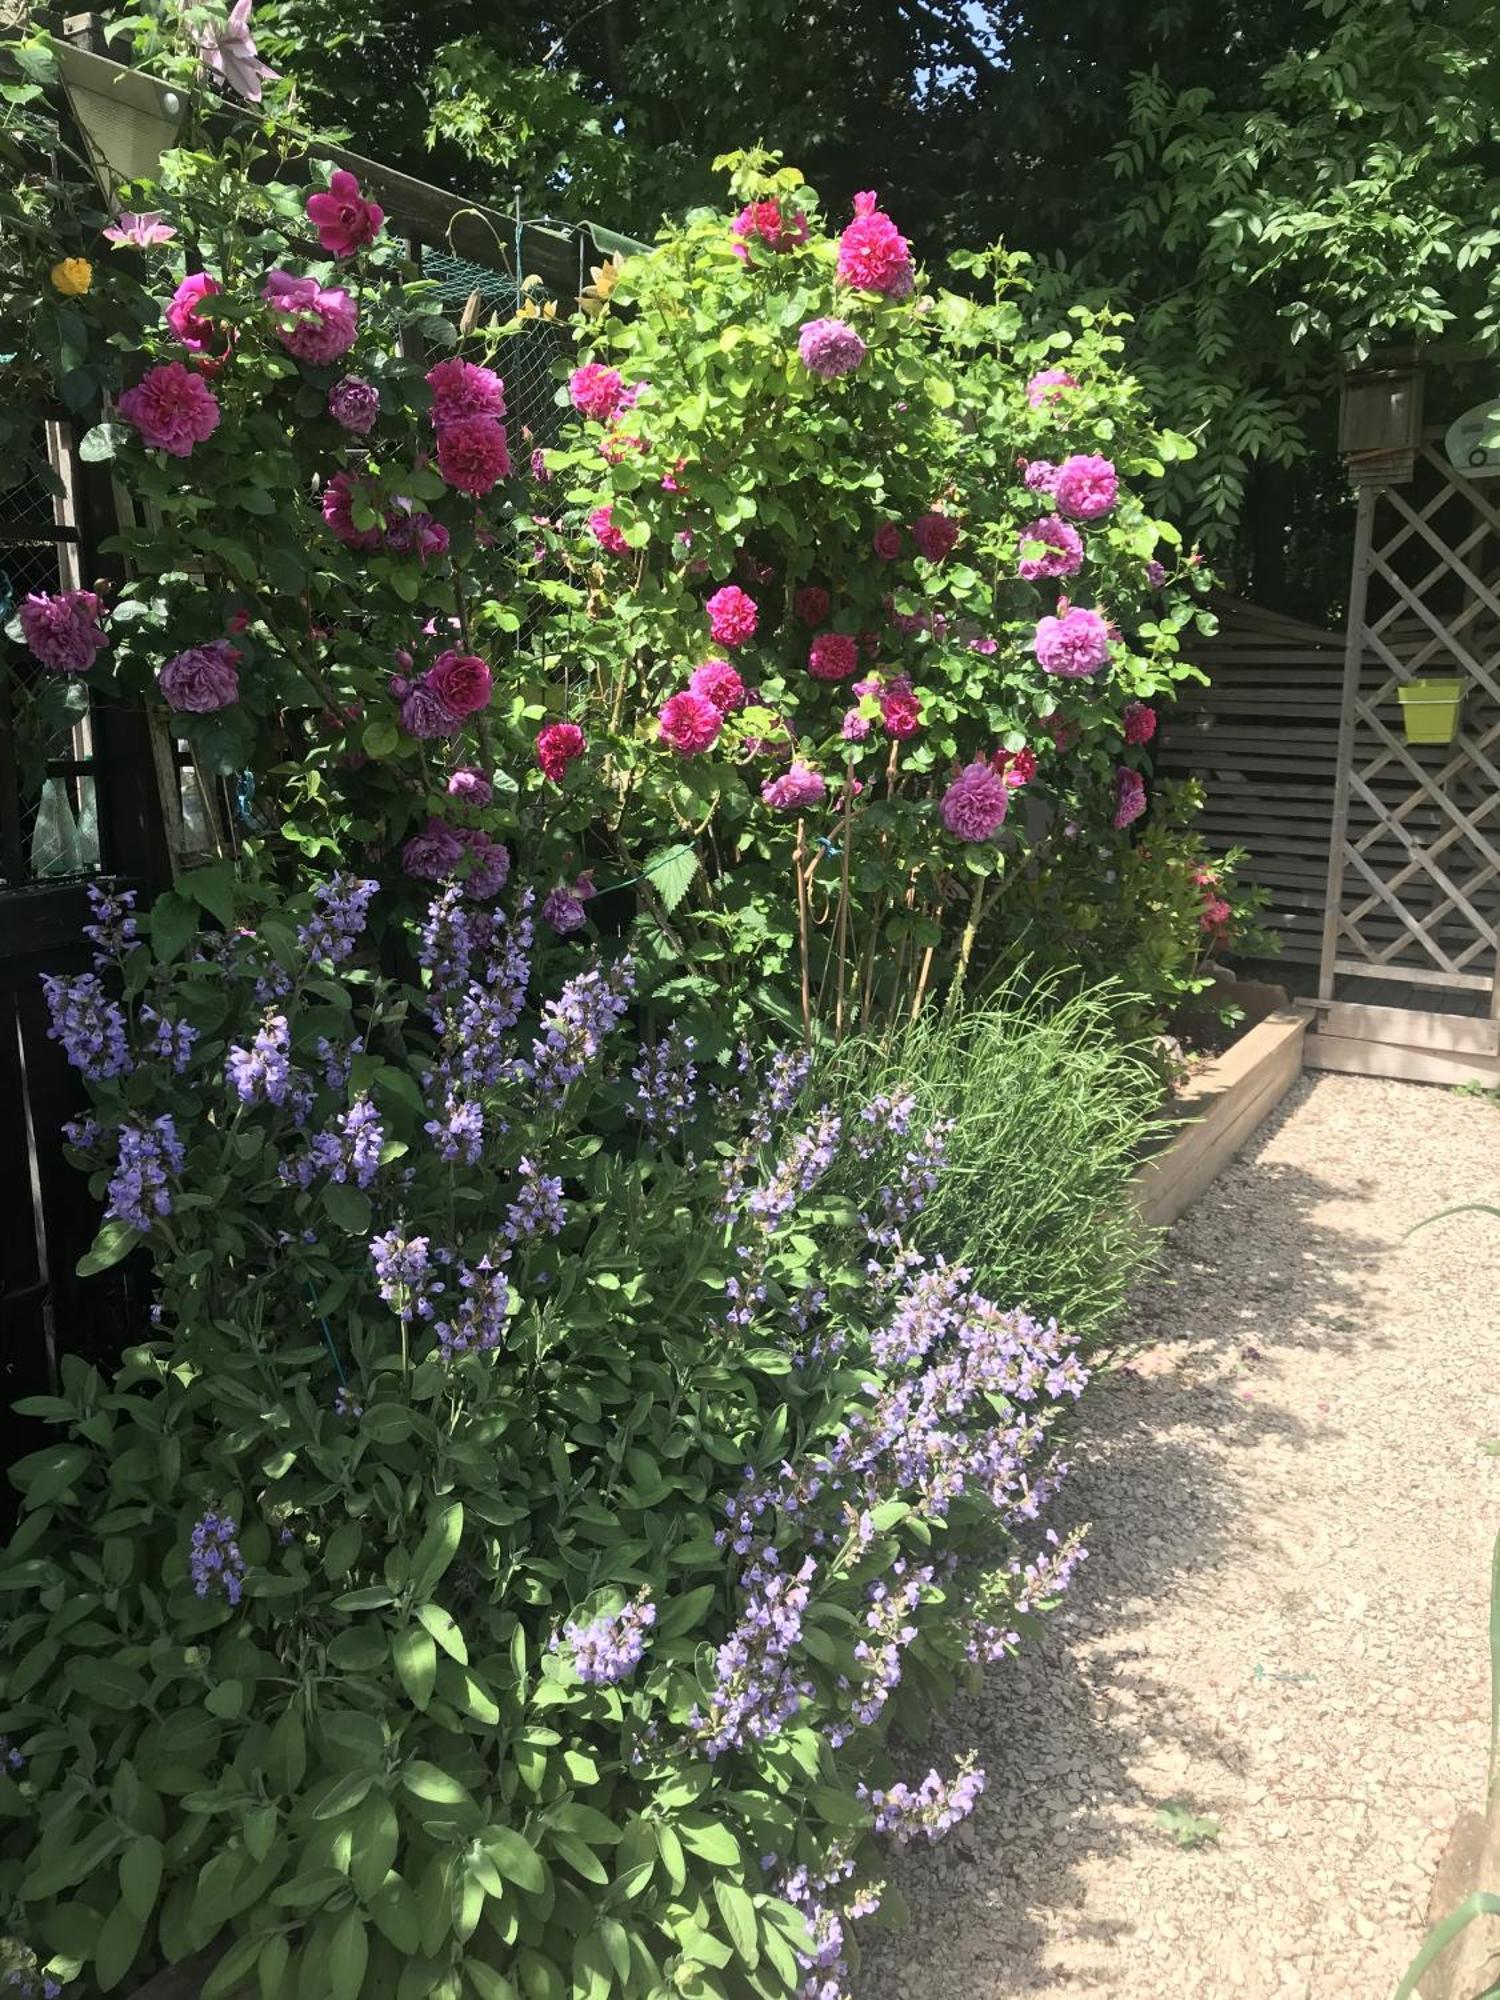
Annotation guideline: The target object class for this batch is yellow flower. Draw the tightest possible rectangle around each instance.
[50,257,93,297]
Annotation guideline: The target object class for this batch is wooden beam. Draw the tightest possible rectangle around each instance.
[1314,1002,1500,1057]
[1304,1032,1500,1089]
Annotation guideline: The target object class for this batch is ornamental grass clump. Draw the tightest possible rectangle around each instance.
[1,880,1090,2000]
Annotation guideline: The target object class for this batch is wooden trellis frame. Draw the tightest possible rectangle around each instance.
[1311,441,1500,1085]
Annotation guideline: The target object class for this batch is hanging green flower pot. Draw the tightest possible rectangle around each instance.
[1397,678,1464,746]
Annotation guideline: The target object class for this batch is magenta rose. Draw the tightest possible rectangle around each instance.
[118,362,220,457]
[795,585,831,625]
[158,640,240,712]
[808,632,860,682]
[306,170,385,258]
[262,269,358,365]
[399,683,461,739]
[321,470,384,551]
[425,651,492,718]
[761,761,827,810]
[705,585,758,648]
[426,356,506,427]
[912,511,960,562]
[1112,766,1147,829]
[447,767,493,805]
[689,659,746,712]
[1018,516,1084,581]
[436,415,511,496]
[19,589,108,674]
[165,271,222,352]
[569,363,628,423]
[1053,454,1118,521]
[872,523,904,561]
[588,505,630,556]
[658,690,722,756]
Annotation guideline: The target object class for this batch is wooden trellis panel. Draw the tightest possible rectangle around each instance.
[1314,445,1500,1077]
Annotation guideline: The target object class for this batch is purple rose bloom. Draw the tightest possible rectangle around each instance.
[447,766,493,805]
[798,317,867,379]
[402,817,465,880]
[328,374,379,433]
[159,639,240,711]
[398,681,461,738]
[20,588,109,673]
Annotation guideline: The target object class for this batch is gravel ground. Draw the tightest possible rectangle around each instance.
[859,1073,1500,2000]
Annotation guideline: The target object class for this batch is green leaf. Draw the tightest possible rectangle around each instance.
[409,1502,464,1598]
[642,843,698,915]
[324,1522,362,1579]
[13,1442,92,1505]
[119,1836,163,1921]
[93,1893,145,1992]
[401,1762,472,1807]
[79,422,130,463]
[416,1601,469,1663]
[1393,1892,1500,2000]
[322,1183,373,1235]
[677,1817,741,1867]
[179,860,237,927]
[76,1219,143,1280]
[314,1770,375,1820]
[394,1626,437,1710]
[350,1792,400,1903]
[714,1881,759,1969]
[257,1935,290,2000]
[657,1583,715,1638]
[480,1825,545,1893]
[202,1934,265,2000]
[66,1656,148,1709]
[329,1909,369,2000]
[465,1964,520,2000]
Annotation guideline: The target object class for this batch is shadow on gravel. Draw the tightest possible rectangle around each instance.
[856,1079,1389,1997]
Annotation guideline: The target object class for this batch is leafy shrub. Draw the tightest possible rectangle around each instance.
[835,982,1163,1347]
[0,883,1090,1999]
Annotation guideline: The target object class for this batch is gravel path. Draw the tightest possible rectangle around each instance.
[860,1073,1500,2000]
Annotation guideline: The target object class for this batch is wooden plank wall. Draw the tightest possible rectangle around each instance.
[1155,596,1345,965]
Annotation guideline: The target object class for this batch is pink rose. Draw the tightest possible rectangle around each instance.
[761,761,827,810]
[658,690,722,756]
[426,356,505,427]
[705,585,758,648]
[399,683,462,739]
[689,659,746,712]
[912,511,959,562]
[1053,454,1118,521]
[158,640,240,712]
[795,585,831,625]
[1112,766,1147,830]
[1033,605,1111,678]
[836,191,912,297]
[808,632,860,681]
[425,650,492,718]
[165,271,222,353]
[305,170,385,259]
[1122,700,1157,746]
[262,269,358,365]
[880,680,922,739]
[569,363,628,423]
[536,721,586,781]
[588,504,630,556]
[941,760,1009,841]
[447,767,493,805]
[1018,515,1084,581]
[20,589,108,674]
[118,362,220,457]
[873,523,904,561]
[1027,368,1077,409]
[436,415,511,496]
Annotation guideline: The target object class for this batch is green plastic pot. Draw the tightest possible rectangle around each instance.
[1397,678,1464,746]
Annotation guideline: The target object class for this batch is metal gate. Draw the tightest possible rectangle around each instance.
[1311,443,1500,1085]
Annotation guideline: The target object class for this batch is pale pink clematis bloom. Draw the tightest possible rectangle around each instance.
[102,212,177,250]
[193,0,279,103]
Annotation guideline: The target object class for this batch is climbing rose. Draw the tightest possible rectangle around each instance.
[689,659,746,712]
[873,523,904,561]
[1200,895,1233,935]
[992,746,1038,788]
[797,317,867,378]
[1033,606,1111,678]
[795,585,831,625]
[658,690,722,756]
[20,590,107,674]
[426,651,492,717]
[705,585,758,648]
[1042,709,1080,750]
[761,761,827,810]
[569,362,628,423]
[1027,367,1077,408]
[544,875,595,934]
[399,682,461,739]
[734,199,808,252]
[837,190,913,296]
[118,362,220,456]
[328,375,379,433]
[262,270,357,364]
[842,708,871,741]
[437,415,511,496]
[588,504,629,556]
[159,640,240,712]
[306,170,385,258]
[940,760,1010,841]
[457,829,509,899]
[1018,516,1084,581]
[1112,766,1147,829]
[426,356,505,427]
[536,721,586,780]
[1122,700,1157,746]
[1022,459,1060,495]
[448,767,492,805]
[912,511,959,562]
[1146,558,1167,590]
[165,270,221,352]
[1053,454,1118,521]
[384,502,448,562]
[321,471,383,551]
[881,679,922,740]
[403,817,464,880]
[808,632,860,682]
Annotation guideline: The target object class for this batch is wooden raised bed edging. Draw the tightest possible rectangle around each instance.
[1131,1007,1309,1229]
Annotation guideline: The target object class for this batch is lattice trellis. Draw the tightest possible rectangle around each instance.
[1320,444,1500,1008]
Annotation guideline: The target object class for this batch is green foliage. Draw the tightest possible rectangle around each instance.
[834,983,1161,1346]
[1154,1799,1221,1849]
[0,878,1095,1998]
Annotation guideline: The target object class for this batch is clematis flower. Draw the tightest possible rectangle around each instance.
[103,212,177,250]
[192,0,279,103]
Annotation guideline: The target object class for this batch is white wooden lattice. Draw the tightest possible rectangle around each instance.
[1320,445,1500,1011]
